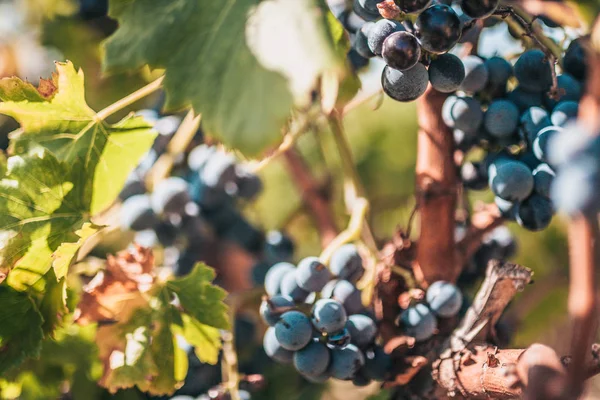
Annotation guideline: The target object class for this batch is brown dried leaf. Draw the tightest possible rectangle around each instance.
[37,74,58,99]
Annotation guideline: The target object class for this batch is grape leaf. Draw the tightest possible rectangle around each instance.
[0,61,156,215]
[166,263,230,330]
[52,222,100,280]
[37,269,68,334]
[0,285,44,373]
[174,314,221,365]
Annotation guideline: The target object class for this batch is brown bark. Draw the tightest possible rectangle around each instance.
[415,87,458,285]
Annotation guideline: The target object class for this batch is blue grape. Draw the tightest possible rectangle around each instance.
[508,87,544,112]
[329,244,364,283]
[187,144,216,171]
[235,168,263,200]
[263,327,294,363]
[532,163,555,198]
[264,230,295,263]
[547,122,596,166]
[328,344,365,380]
[353,22,376,59]
[348,48,370,72]
[551,160,600,216]
[311,299,348,334]
[533,126,563,164]
[459,55,489,93]
[252,261,271,285]
[484,226,518,259]
[151,177,191,216]
[353,0,382,21]
[489,160,534,202]
[453,128,477,152]
[484,100,519,139]
[154,115,181,137]
[382,63,429,102]
[426,281,463,318]
[495,196,517,220]
[442,95,483,134]
[134,229,159,248]
[222,215,264,253]
[328,328,352,347]
[280,271,310,302]
[460,0,499,18]
[545,74,582,109]
[382,31,422,71]
[294,341,331,376]
[260,295,295,326]
[485,56,513,88]
[515,50,552,93]
[363,346,392,381]
[120,194,159,231]
[275,311,313,351]
[460,161,487,190]
[264,262,295,296]
[201,152,237,190]
[519,107,551,145]
[302,372,330,383]
[346,314,377,348]
[564,38,586,81]
[516,194,553,231]
[119,173,146,201]
[399,303,437,342]
[352,372,372,387]
[322,280,363,314]
[396,0,432,13]
[428,53,465,93]
[415,4,462,54]
[518,150,542,170]
[551,101,579,127]
[368,19,404,56]
[296,257,331,292]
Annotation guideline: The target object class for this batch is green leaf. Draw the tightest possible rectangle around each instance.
[174,314,221,365]
[0,61,156,214]
[37,269,68,334]
[166,263,230,330]
[0,285,44,373]
[52,222,100,279]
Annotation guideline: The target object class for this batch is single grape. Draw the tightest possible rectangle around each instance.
[489,160,534,202]
[514,49,552,93]
[352,371,372,387]
[459,55,489,93]
[519,150,542,171]
[398,303,437,342]
[550,101,579,127]
[328,344,365,380]
[415,4,462,54]
[328,328,352,347]
[532,163,555,199]
[295,257,331,292]
[235,167,263,200]
[120,194,159,231]
[426,281,463,318]
[264,262,296,296]
[329,244,365,283]
[460,161,488,190]
[516,194,554,231]
[368,19,404,56]
[280,271,310,303]
[119,173,146,201]
[394,0,432,13]
[442,95,483,134]
[519,107,551,146]
[485,56,513,88]
[294,341,331,376]
[201,152,237,190]
[348,48,370,72]
[495,196,518,219]
[187,144,216,171]
[275,311,313,351]
[428,53,465,93]
[533,126,563,164]
[544,74,582,109]
[460,0,499,18]
[302,372,330,383]
[353,0,382,21]
[260,295,296,326]
[353,21,376,59]
[453,128,477,152]
[484,100,520,139]
[322,280,364,314]
[381,63,429,102]
[311,299,348,334]
[264,230,295,263]
[484,226,518,259]
[263,327,294,363]
[222,214,264,253]
[346,314,377,348]
[508,86,544,112]
[382,31,422,71]
[564,38,587,81]
[363,346,392,381]
[151,177,191,216]
[135,109,159,123]
[134,229,158,248]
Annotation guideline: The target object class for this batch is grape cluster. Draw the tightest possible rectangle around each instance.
[260,244,392,385]
[397,281,462,341]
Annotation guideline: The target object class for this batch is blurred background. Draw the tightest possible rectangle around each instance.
[0,0,596,398]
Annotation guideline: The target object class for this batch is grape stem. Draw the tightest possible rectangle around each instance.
[95,76,164,121]
[222,299,241,400]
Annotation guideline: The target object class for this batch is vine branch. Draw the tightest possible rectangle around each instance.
[95,76,164,121]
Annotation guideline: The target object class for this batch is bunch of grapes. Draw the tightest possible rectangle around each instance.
[260,244,393,385]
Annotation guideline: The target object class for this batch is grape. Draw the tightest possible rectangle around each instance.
[353,21,376,59]
[302,372,330,383]
[363,346,392,381]
[222,215,264,253]
[335,9,366,34]
[264,230,295,263]
[151,177,191,215]
[508,87,544,112]
[489,160,534,202]
[484,226,517,259]
[495,196,517,219]
[119,173,146,201]
[459,55,489,93]
[382,32,422,71]
[295,257,331,292]
[547,122,595,166]
[453,129,477,152]
[426,281,463,318]
[311,299,348,334]
[328,328,352,347]
[137,149,158,176]
[275,311,313,351]
[368,19,404,56]
[460,0,499,18]
[251,261,271,285]
[280,271,310,303]
[260,295,295,326]
[442,95,483,134]
[551,160,600,216]
[516,194,553,231]
[293,341,331,376]
[551,101,579,127]
[519,150,542,171]
[264,262,295,296]
[514,49,552,93]
[235,167,263,200]
[533,126,563,163]
[395,0,432,13]
[348,48,370,72]
[155,115,181,137]
[564,38,587,81]
[328,344,365,380]
[263,327,294,363]
[201,152,237,190]
[120,194,159,231]
[398,303,437,342]
[428,53,465,93]
[381,63,429,102]
[415,4,462,54]
[352,372,372,387]
[484,100,519,139]
[329,244,365,283]
[532,163,555,199]
[519,107,551,145]
[346,314,377,348]
[545,74,582,109]
[353,0,382,21]
[322,280,364,314]
[134,229,158,248]
[485,56,513,88]
[460,161,487,190]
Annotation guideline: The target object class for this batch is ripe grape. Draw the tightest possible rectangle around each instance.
[460,161,488,191]
[264,262,295,296]
[551,161,600,216]
[442,95,483,134]
[353,22,376,59]
[328,328,352,347]
[382,31,422,71]
[352,372,372,387]
[353,0,382,21]
[119,173,146,201]
[294,341,331,376]
[484,100,520,139]
[551,101,579,127]
[398,303,437,342]
[514,49,553,93]
[280,271,310,302]
[329,244,365,283]
[381,63,429,102]
[545,74,582,109]
[363,346,392,381]
[564,38,587,81]
[415,4,462,54]
[495,196,517,219]
[368,19,404,56]
[187,144,216,171]
[460,0,499,19]
[151,177,191,215]
[235,168,263,200]
[296,257,331,292]
[489,160,534,202]
[532,163,555,199]
[519,107,551,145]
[428,53,465,93]
[328,344,365,380]
[426,281,463,318]
[263,327,294,363]
[547,122,594,166]
[395,0,432,13]
[311,299,348,334]
[508,87,544,112]
[275,311,313,351]
[201,152,237,190]
[516,194,553,231]
[264,230,295,263]
[260,295,295,326]
[533,126,563,163]
[346,314,377,348]
[459,55,489,93]
[322,280,364,314]
[484,56,513,88]
[120,194,159,231]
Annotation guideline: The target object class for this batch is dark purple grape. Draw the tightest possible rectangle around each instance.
[415,5,462,54]
[381,63,429,102]
[394,0,431,13]
[460,0,499,19]
[382,31,422,71]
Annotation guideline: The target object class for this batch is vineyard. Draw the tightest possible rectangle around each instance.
[1,0,600,399]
